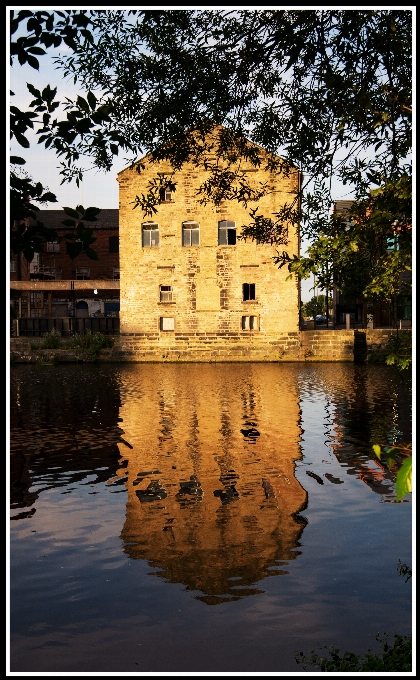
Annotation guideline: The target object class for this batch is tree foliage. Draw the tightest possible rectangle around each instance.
[10,9,412,291]
[301,294,332,318]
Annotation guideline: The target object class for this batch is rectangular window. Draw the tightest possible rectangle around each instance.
[104,302,120,314]
[242,315,258,330]
[160,285,173,302]
[182,221,200,246]
[159,187,173,202]
[109,236,119,253]
[243,283,256,300]
[142,222,160,247]
[218,220,236,245]
[10,258,17,272]
[75,267,90,280]
[113,267,120,280]
[160,317,174,331]
[386,235,399,252]
[46,241,60,253]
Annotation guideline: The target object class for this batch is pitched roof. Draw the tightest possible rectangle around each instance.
[334,200,356,214]
[29,209,119,230]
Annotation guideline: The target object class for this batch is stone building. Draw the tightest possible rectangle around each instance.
[117,139,302,361]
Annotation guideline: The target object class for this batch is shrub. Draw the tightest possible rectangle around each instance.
[295,633,411,672]
[40,327,61,349]
[67,331,114,361]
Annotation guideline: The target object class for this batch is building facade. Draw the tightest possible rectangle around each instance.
[117,148,301,359]
[10,209,120,334]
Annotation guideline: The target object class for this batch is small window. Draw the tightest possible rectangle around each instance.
[160,317,174,331]
[10,258,17,272]
[109,236,119,253]
[142,222,160,247]
[159,187,173,202]
[242,315,258,331]
[386,235,399,252]
[243,283,256,301]
[182,221,200,246]
[160,285,173,302]
[218,220,236,245]
[104,302,120,314]
[76,267,90,280]
[47,241,60,253]
[113,267,120,280]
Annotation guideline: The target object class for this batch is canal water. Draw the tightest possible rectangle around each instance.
[9,363,412,673]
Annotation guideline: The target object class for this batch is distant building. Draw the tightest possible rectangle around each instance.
[10,209,120,335]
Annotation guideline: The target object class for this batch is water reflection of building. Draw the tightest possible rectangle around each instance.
[118,364,307,604]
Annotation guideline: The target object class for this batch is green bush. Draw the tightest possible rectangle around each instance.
[295,633,411,672]
[368,330,412,370]
[67,331,114,361]
[40,327,61,349]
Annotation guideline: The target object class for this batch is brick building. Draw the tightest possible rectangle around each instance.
[117,139,302,359]
[10,209,120,334]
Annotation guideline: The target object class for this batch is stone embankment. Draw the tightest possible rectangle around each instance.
[10,329,403,363]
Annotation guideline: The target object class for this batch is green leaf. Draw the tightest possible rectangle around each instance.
[373,444,381,459]
[62,206,80,218]
[10,156,26,165]
[61,219,76,227]
[396,457,412,502]
[85,247,99,260]
[13,132,30,148]
[87,91,97,110]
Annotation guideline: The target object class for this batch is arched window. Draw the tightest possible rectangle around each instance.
[182,221,200,246]
[142,222,160,247]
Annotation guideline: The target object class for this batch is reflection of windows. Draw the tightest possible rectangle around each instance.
[159,187,173,202]
[109,236,119,253]
[218,220,236,245]
[160,285,173,302]
[46,241,60,253]
[243,283,256,301]
[182,221,200,246]
[142,222,159,247]
[242,315,258,330]
[113,267,120,280]
[160,317,174,331]
[76,267,90,280]
[10,258,17,272]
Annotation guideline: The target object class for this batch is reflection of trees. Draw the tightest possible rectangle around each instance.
[119,364,308,604]
[10,365,123,518]
[308,364,412,498]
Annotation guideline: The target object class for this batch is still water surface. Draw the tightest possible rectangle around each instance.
[9,363,412,672]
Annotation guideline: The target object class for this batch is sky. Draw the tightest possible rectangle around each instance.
[8,8,370,302]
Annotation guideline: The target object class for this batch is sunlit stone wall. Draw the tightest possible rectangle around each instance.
[117,143,300,359]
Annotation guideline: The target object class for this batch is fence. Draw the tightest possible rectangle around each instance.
[16,317,120,337]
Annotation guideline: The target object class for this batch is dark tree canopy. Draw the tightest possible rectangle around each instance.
[10,9,412,302]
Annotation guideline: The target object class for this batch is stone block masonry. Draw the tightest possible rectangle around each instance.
[10,329,405,363]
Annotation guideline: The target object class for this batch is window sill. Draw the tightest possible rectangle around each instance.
[158,301,176,305]
[242,300,258,304]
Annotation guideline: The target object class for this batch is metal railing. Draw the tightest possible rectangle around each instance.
[15,317,120,337]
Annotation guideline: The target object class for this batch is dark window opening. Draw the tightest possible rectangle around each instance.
[109,236,119,253]
[160,285,173,302]
[218,220,236,245]
[243,283,256,301]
